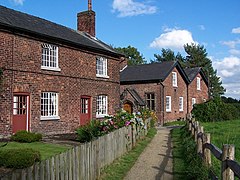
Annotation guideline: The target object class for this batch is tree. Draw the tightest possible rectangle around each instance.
[184,43,225,98]
[114,46,146,65]
[150,48,185,66]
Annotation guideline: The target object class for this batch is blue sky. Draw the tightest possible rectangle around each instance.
[1,0,240,99]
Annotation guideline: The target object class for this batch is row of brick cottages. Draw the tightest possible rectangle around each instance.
[0,5,208,136]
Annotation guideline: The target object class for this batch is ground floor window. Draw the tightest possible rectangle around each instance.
[166,96,171,112]
[179,97,183,112]
[41,92,59,120]
[146,93,155,111]
[96,95,108,117]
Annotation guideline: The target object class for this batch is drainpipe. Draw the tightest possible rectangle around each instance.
[160,81,165,125]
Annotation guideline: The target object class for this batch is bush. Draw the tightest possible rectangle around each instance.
[0,148,41,168]
[11,130,42,143]
[76,120,101,143]
[192,98,240,122]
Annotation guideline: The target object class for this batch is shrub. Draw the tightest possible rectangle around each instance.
[0,148,41,168]
[11,130,42,143]
[76,120,101,143]
[192,98,240,122]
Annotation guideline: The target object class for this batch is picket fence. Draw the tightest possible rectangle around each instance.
[187,118,240,180]
[1,119,151,180]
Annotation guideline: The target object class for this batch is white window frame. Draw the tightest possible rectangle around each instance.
[41,43,61,71]
[197,77,201,90]
[192,98,196,108]
[40,92,60,120]
[96,95,108,118]
[96,57,109,78]
[179,97,183,112]
[172,72,177,87]
[166,96,171,112]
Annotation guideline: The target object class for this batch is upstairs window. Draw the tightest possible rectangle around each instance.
[96,95,108,117]
[166,96,171,112]
[146,93,155,111]
[172,72,177,87]
[41,43,60,71]
[197,77,201,90]
[96,57,108,78]
[41,92,59,120]
[179,97,183,112]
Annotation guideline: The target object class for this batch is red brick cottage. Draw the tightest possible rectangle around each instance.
[120,61,190,124]
[0,5,124,136]
[185,67,209,113]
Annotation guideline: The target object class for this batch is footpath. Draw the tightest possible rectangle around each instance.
[124,126,174,180]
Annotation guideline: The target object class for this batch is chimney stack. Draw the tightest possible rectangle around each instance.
[77,0,96,37]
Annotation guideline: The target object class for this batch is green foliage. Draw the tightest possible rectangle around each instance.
[114,45,146,65]
[172,127,209,179]
[0,148,41,168]
[76,120,101,143]
[11,130,42,143]
[192,98,240,122]
[150,48,185,66]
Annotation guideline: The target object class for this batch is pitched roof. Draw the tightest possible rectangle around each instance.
[120,61,189,84]
[185,67,209,85]
[126,88,145,106]
[0,5,122,57]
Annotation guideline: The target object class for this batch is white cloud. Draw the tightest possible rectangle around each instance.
[212,56,240,99]
[229,49,240,55]
[232,27,240,34]
[198,25,205,31]
[11,0,25,5]
[221,39,240,49]
[149,28,196,50]
[112,0,157,17]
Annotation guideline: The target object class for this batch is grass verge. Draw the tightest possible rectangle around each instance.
[0,142,71,160]
[172,126,209,180]
[164,120,186,126]
[99,128,157,180]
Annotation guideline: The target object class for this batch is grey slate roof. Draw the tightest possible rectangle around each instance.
[0,5,122,57]
[126,88,145,106]
[120,61,189,84]
[185,67,209,86]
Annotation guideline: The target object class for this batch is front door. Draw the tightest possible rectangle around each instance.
[123,102,133,114]
[80,96,91,125]
[12,94,29,133]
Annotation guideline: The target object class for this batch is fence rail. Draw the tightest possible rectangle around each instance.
[1,119,151,180]
[187,118,240,180]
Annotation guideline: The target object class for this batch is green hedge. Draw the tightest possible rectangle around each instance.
[192,98,240,122]
[11,130,42,143]
[0,148,41,169]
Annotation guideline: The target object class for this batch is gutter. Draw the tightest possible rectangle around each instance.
[160,81,165,125]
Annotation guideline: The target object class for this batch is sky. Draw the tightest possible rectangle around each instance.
[1,0,240,99]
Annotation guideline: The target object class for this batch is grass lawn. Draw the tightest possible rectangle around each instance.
[0,141,71,160]
[201,119,240,177]
[164,120,186,127]
[99,128,157,180]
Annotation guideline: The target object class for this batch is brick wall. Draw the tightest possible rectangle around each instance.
[162,67,188,122]
[0,31,120,135]
[187,73,209,113]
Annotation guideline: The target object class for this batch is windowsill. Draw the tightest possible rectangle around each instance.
[96,114,108,118]
[197,89,201,91]
[41,66,61,72]
[173,85,178,88]
[40,116,60,121]
[166,111,171,113]
[96,74,109,79]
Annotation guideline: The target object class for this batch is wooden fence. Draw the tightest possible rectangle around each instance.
[1,119,151,180]
[187,118,240,180]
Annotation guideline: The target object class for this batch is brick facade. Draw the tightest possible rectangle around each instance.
[187,73,209,113]
[0,30,121,136]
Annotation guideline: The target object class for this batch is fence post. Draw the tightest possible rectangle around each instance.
[203,133,211,167]
[221,144,235,180]
[197,126,204,155]
[188,118,192,132]
[191,121,195,136]
[194,121,199,142]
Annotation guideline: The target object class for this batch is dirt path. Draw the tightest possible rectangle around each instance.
[124,126,174,180]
